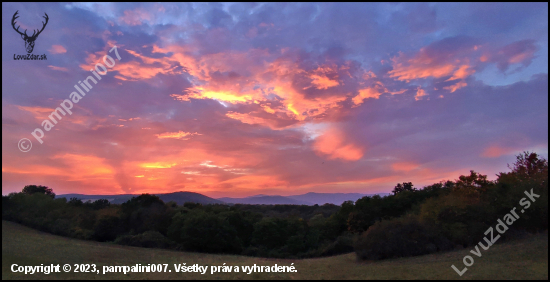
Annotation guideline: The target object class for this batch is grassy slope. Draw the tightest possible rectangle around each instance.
[2,220,548,280]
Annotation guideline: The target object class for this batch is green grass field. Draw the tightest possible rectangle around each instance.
[2,220,548,280]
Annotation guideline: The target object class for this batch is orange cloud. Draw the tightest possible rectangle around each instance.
[445,65,475,81]
[226,112,281,130]
[17,106,56,120]
[444,81,467,93]
[181,87,255,103]
[352,82,387,105]
[313,126,364,161]
[156,131,201,140]
[389,52,456,81]
[80,46,186,80]
[308,66,340,89]
[140,162,178,169]
[309,74,339,89]
[389,49,476,82]
[52,154,114,178]
[109,45,354,124]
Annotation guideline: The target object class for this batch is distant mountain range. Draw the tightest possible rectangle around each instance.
[58,191,390,206]
[219,192,390,205]
[218,195,312,205]
[57,191,224,205]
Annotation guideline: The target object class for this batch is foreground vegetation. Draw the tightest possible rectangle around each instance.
[2,220,548,279]
[2,152,548,261]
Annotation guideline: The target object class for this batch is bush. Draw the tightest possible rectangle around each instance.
[169,210,243,254]
[419,192,496,246]
[115,231,172,249]
[354,216,452,261]
[120,194,172,235]
[93,215,123,241]
[318,233,355,256]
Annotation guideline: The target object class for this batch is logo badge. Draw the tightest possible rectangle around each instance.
[11,10,49,54]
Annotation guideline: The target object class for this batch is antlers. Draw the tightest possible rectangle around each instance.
[35,12,49,38]
[11,10,25,37]
[11,10,49,39]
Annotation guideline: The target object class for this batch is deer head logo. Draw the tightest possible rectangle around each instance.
[11,10,49,54]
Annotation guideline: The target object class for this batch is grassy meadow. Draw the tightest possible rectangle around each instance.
[2,220,547,280]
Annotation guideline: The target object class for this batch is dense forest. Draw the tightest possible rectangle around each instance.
[2,152,547,260]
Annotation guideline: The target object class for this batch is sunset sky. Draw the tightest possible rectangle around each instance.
[2,3,548,198]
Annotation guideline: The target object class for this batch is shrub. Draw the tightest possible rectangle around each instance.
[169,210,243,254]
[115,231,172,249]
[93,215,123,241]
[319,233,355,256]
[354,216,451,261]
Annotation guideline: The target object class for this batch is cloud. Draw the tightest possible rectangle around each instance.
[388,36,479,83]
[118,8,154,26]
[352,82,388,105]
[140,162,178,169]
[48,65,69,72]
[481,146,516,158]
[415,87,428,101]
[313,126,364,161]
[49,45,67,54]
[156,131,201,140]
[392,162,420,172]
[488,40,538,72]
[443,81,467,93]
[1,3,547,197]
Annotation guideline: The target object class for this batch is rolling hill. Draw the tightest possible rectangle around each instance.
[2,220,547,279]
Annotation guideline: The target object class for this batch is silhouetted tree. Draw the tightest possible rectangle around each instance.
[392,182,415,195]
[120,194,171,234]
[22,185,55,198]
[508,151,548,180]
[92,199,110,210]
[453,170,493,198]
[68,197,83,206]
[93,215,123,241]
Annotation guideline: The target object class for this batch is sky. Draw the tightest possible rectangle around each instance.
[2,3,548,198]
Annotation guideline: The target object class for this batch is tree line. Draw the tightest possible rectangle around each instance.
[2,152,547,260]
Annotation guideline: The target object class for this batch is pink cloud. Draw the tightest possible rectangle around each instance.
[481,146,515,158]
[490,40,538,72]
[392,162,420,172]
[313,126,364,161]
[415,87,428,101]
[49,45,67,54]
[119,9,153,26]
[48,65,68,72]
[352,82,387,105]
[443,81,468,93]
